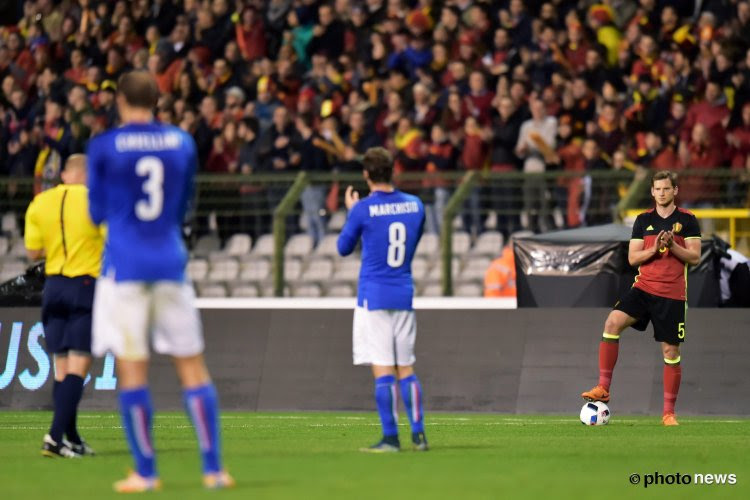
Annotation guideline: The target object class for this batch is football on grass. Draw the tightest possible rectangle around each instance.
[580,401,610,426]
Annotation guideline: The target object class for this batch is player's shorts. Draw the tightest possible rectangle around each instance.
[352,307,416,366]
[92,276,204,360]
[42,275,96,355]
[614,287,686,344]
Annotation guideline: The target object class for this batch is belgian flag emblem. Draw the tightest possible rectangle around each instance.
[672,222,682,233]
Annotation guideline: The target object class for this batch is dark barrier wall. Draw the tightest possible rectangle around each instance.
[1,307,748,415]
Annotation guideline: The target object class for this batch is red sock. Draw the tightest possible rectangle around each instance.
[598,340,619,391]
[663,362,682,415]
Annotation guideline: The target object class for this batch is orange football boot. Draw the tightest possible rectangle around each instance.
[203,470,236,489]
[113,471,161,493]
[662,413,679,426]
[581,385,610,403]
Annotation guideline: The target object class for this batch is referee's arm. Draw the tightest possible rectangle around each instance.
[24,198,45,261]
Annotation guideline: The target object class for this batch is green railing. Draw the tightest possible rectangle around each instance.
[272,172,309,296]
[440,171,478,296]
[2,168,748,294]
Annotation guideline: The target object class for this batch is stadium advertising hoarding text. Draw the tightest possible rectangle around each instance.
[0,310,119,410]
[2,306,749,414]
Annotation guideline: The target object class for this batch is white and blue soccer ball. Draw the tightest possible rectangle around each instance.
[580,401,610,426]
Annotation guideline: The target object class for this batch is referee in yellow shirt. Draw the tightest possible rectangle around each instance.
[24,154,104,458]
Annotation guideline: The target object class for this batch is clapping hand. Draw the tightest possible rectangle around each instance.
[345,185,360,210]
[656,230,674,252]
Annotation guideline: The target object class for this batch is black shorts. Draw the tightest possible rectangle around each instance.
[41,275,96,355]
[614,287,686,344]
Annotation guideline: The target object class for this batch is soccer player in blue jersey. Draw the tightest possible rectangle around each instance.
[337,147,428,452]
[86,71,233,492]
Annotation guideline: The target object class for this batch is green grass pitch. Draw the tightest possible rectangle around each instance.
[1,411,748,499]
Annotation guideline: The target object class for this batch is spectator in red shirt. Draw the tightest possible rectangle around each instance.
[728,102,750,169]
[64,48,87,86]
[375,90,405,144]
[680,80,730,153]
[411,82,437,130]
[205,120,240,174]
[641,131,679,171]
[105,16,145,61]
[484,28,515,77]
[236,6,267,62]
[441,88,468,146]
[461,115,489,236]
[593,101,625,156]
[465,70,495,125]
[424,123,456,234]
[554,116,586,228]
[727,102,750,205]
[393,115,425,176]
[563,23,589,75]
[678,123,726,206]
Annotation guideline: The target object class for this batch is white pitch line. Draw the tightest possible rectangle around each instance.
[1,419,747,431]
[33,414,750,424]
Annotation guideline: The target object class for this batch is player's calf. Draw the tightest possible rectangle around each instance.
[399,373,427,450]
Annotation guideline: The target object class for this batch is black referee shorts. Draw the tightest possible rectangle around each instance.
[41,275,96,355]
[614,287,686,344]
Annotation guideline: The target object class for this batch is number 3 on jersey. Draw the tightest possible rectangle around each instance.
[387,222,406,267]
[135,156,164,221]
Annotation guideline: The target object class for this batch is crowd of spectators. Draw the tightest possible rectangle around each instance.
[2,0,750,243]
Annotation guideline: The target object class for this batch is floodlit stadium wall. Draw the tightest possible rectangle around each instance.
[1,299,748,416]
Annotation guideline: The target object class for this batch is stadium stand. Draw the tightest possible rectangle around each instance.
[1,0,749,297]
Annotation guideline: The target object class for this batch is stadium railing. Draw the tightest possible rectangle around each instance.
[1,168,748,297]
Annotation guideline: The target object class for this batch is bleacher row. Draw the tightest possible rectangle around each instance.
[187,228,505,298]
[0,212,29,283]
[1,211,508,296]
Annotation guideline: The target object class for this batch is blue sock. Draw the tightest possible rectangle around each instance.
[184,384,222,474]
[49,375,84,443]
[374,375,398,438]
[399,375,425,433]
[119,387,156,478]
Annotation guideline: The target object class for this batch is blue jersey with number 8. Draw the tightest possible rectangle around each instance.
[87,122,196,282]
[337,190,425,310]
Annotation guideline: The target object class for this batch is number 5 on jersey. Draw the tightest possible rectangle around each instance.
[387,222,406,267]
[135,156,164,221]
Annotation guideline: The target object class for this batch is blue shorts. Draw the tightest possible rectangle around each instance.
[42,275,96,354]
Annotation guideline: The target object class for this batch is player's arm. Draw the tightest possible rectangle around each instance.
[628,215,663,267]
[667,236,701,265]
[24,198,45,261]
[415,199,426,244]
[665,216,702,265]
[337,190,363,256]
[179,132,199,226]
[628,236,660,267]
[86,138,107,225]
[26,248,45,260]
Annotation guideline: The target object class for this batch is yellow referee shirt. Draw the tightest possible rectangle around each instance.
[24,184,104,278]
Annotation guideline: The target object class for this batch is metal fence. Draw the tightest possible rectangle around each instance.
[1,168,749,296]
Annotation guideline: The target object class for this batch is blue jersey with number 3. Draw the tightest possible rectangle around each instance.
[337,190,424,310]
[87,122,195,282]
